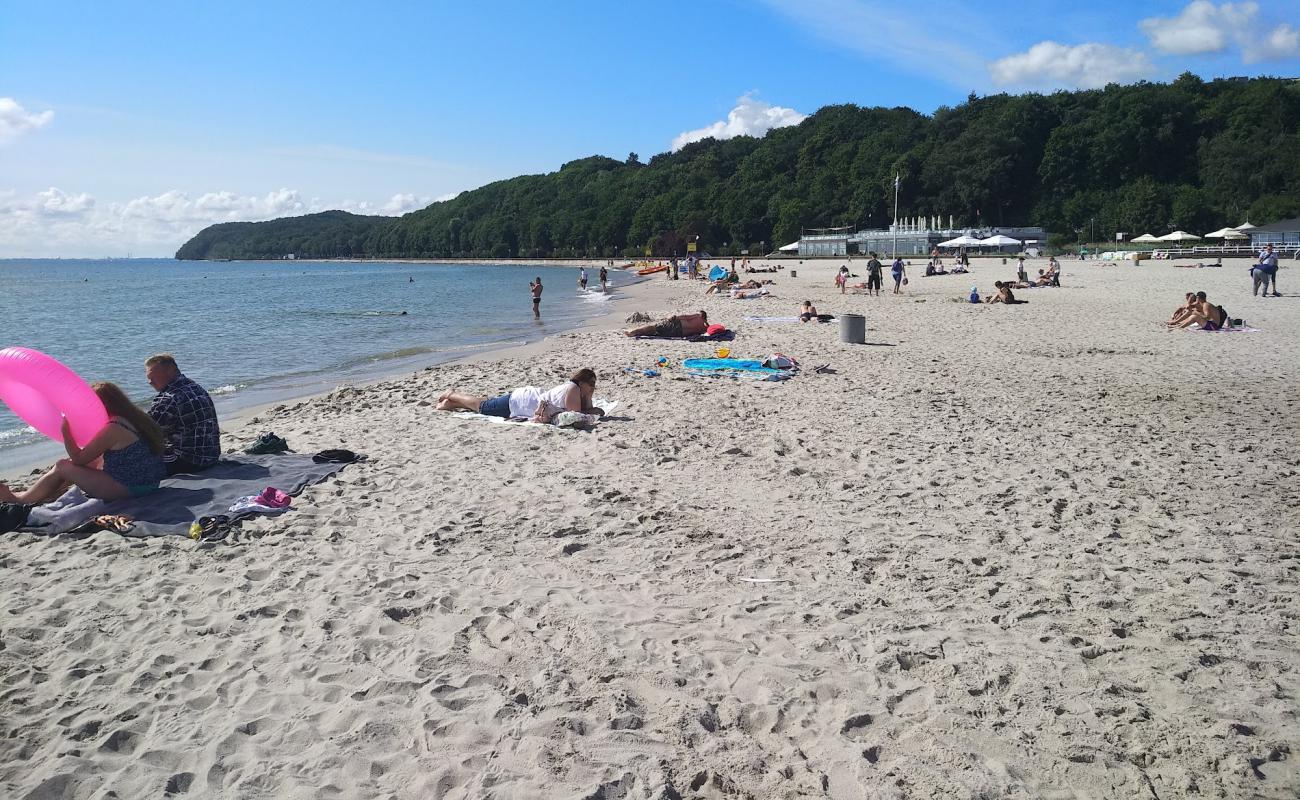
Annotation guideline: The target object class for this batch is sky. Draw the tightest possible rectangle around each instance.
[2,0,1297,257]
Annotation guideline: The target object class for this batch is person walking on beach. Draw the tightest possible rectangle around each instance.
[145,353,219,476]
[530,277,543,316]
[599,265,608,292]
[1254,244,1280,297]
[891,256,906,294]
[866,252,883,296]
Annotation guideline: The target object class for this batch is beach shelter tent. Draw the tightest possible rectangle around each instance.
[1204,227,1247,239]
[980,234,1022,247]
[707,265,727,281]
[1156,230,1200,241]
[1233,221,1257,232]
[937,234,981,247]
[1131,233,1161,243]
[777,241,799,252]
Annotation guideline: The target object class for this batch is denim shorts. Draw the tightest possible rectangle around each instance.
[479,393,512,418]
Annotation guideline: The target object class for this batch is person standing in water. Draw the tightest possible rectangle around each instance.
[578,268,588,291]
[599,265,608,292]
[530,277,543,316]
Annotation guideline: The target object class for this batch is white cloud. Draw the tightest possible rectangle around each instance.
[671,95,807,152]
[0,98,54,144]
[0,186,431,257]
[1139,1,1257,55]
[1245,22,1300,62]
[989,41,1157,89]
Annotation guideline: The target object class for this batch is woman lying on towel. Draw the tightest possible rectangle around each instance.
[623,311,709,338]
[0,382,167,504]
[436,368,603,422]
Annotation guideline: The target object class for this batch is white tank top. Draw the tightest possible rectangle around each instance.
[508,382,575,418]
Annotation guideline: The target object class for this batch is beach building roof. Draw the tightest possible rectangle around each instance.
[1131,233,1161,242]
[1249,217,1300,233]
[1156,230,1201,241]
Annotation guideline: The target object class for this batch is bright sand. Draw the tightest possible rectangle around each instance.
[2,256,1297,798]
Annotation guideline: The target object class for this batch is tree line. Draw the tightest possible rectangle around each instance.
[176,74,1300,261]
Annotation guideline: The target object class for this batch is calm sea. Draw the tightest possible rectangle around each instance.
[0,258,630,468]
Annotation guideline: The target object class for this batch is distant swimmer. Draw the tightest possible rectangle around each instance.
[409,276,414,283]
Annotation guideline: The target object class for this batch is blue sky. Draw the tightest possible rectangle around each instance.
[2,0,1297,256]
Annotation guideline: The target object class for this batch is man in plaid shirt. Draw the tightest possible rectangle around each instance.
[145,353,220,475]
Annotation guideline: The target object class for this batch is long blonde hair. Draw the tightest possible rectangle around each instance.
[93,382,166,455]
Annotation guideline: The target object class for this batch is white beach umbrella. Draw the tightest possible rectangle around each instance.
[937,234,979,247]
[1233,221,1257,231]
[1205,227,1248,239]
[777,241,799,251]
[1131,233,1161,243]
[979,234,1022,246]
[1156,230,1201,241]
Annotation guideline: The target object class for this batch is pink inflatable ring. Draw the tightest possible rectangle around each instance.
[0,347,108,447]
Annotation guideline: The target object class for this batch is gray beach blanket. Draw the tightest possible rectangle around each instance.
[22,454,348,538]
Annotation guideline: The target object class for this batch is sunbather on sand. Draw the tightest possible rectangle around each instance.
[986,281,1027,304]
[436,368,603,422]
[799,301,819,322]
[622,311,709,338]
[1164,292,1198,327]
[1171,292,1227,330]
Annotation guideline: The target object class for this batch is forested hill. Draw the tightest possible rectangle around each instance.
[176,74,1300,260]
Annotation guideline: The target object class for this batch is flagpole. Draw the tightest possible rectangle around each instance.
[891,174,900,260]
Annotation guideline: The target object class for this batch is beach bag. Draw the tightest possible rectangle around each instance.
[902,277,909,286]
[762,353,799,369]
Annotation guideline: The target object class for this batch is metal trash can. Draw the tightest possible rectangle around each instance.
[790,269,797,278]
[840,313,865,344]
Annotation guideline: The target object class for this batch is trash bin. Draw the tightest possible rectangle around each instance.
[840,313,865,344]
[790,269,797,278]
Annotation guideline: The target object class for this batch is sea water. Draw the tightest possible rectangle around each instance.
[0,258,629,468]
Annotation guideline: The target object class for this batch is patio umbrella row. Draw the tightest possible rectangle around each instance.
[1132,222,1257,243]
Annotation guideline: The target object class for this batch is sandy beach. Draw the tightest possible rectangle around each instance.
[2,255,1297,798]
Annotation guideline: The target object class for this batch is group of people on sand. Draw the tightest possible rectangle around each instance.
[1165,291,1231,330]
[836,252,907,296]
[0,355,220,506]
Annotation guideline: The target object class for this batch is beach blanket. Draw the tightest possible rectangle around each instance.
[448,398,619,426]
[21,454,348,538]
[743,315,799,324]
[1189,326,1262,333]
[730,289,770,299]
[635,330,735,342]
[682,358,793,381]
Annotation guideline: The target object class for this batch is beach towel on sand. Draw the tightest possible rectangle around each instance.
[742,315,799,324]
[1189,325,1262,333]
[682,358,793,381]
[449,398,619,426]
[21,454,348,538]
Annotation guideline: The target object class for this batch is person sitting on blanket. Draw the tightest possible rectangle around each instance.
[986,281,1027,304]
[1171,291,1228,330]
[436,368,603,422]
[1164,292,1198,327]
[799,300,819,322]
[622,311,709,338]
[0,382,167,505]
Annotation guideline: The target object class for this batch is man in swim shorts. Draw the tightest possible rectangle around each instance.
[866,252,883,296]
[145,353,220,476]
[623,311,709,338]
[531,277,543,315]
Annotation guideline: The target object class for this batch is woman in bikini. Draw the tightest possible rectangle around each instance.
[0,382,167,504]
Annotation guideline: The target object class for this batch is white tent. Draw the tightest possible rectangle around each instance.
[937,234,982,247]
[979,234,1022,247]
[1156,230,1200,241]
[1204,227,1248,239]
[777,241,799,252]
[1131,233,1161,243]
[1234,221,1257,231]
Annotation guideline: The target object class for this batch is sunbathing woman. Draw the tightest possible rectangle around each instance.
[436,368,603,422]
[0,382,167,504]
[622,311,709,338]
[1164,293,1198,327]
[986,281,1027,304]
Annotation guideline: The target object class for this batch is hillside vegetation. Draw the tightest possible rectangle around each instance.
[177,75,1300,260]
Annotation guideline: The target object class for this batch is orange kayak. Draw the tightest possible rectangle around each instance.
[636,265,669,275]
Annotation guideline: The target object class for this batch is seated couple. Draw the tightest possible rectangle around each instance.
[986,281,1027,304]
[0,383,168,505]
[1165,291,1229,330]
[437,368,604,423]
[924,264,949,277]
[623,311,709,338]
